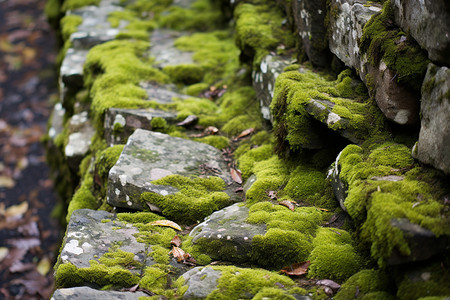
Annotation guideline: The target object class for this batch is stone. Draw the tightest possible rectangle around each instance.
[150,29,193,68]
[64,111,95,171]
[327,150,347,211]
[189,203,266,263]
[59,209,149,271]
[51,286,147,300]
[59,49,88,104]
[413,63,450,174]
[107,129,237,211]
[291,0,331,68]
[328,1,420,125]
[104,107,177,146]
[180,267,221,299]
[391,0,450,66]
[388,218,450,265]
[48,103,66,142]
[252,54,293,122]
[139,81,189,104]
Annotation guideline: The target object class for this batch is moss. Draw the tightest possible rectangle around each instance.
[203,266,296,299]
[335,269,390,300]
[44,0,61,26]
[171,97,218,125]
[163,64,205,85]
[194,135,230,150]
[359,1,429,92]
[221,115,262,137]
[149,245,170,264]
[185,83,209,96]
[61,0,100,12]
[66,172,97,223]
[95,144,124,183]
[181,236,212,265]
[140,175,230,224]
[117,211,163,224]
[139,265,169,294]
[55,261,139,288]
[98,249,141,268]
[150,117,168,132]
[252,287,297,300]
[60,15,82,41]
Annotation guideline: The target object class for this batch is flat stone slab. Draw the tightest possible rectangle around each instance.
[65,111,95,171]
[51,286,147,300]
[150,29,193,68]
[180,267,222,299]
[104,107,177,146]
[189,203,266,263]
[139,81,189,104]
[107,129,236,211]
[59,209,148,271]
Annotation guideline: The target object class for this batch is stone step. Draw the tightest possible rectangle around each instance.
[51,286,148,300]
[107,129,240,222]
[150,29,194,68]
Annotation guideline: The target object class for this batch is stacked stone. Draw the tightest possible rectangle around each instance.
[48,0,449,299]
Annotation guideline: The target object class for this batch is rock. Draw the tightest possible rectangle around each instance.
[252,54,293,122]
[64,111,95,171]
[139,82,189,104]
[150,29,194,68]
[51,286,147,300]
[413,63,450,174]
[58,209,149,270]
[388,218,450,265]
[391,0,450,66]
[180,267,222,299]
[60,49,88,104]
[189,203,266,263]
[107,129,237,211]
[104,108,177,146]
[48,103,66,142]
[327,150,347,211]
[291,0,331,67]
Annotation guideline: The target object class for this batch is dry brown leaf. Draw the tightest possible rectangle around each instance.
[176,115,198,127]
[267,190,278,200]
[230,168,242,184]
[280,261,310,276]
[169,246,189,262]
[4,201,28,217]
[36,257,51,276]
[204,126,219,135]
[235,128,255,140]
[0,247,8,262]
[170,235,182,247]
[146,202,162,213]
[149,220,182,231]
[129,284,139,292]
[279,200,295,211]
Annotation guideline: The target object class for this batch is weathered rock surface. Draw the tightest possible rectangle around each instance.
[60,49,88,103]
[104,107,177,146]
[252,54,292,122]
[107,129,236,210]
[65,111,95,171]
[180,267,222,299]
[150,29,193,68]
[48,103,66,142]
[139,81,189,104]
[391,0,450,66]
[190,203,266,263]
[413,63,450,174]
[51,286,148,300]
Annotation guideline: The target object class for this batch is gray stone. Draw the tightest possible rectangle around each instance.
[291,0,330,67]
[59,209,148,271]
[65,111,95,171]
[104,107,177,146]
[327,150,347,211]
[252,54,293,122]
[388,218,450,265]
[189,203,266,263]
[139,81,189,104]
[59,49,88,104]
[107,129,237,211]
[413,63,450,174]
[150,29,193,68]
[391,0,450,66]
[181,267,222,299]
[48,103,66,142]
[51,286,147,300]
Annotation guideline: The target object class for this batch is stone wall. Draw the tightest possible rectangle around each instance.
[46,0,449,299]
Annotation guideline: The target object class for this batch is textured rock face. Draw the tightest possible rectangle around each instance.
[139,82,189,104]
[252,54,292,122]
[391,0,450,66]
[189,203,266,263]
[107,129,235,210]
[64,111,95,171]
[150,29,193,67]
[180,267,222,299]
[51,286,147,300]
[413,64,450,174]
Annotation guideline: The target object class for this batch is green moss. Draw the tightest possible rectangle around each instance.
[55,261,139,288]
[139,266,169,294]
[98,249,141,268]
[203,266,296,299]
[95,144,124,182]
[221,115,262,137]
[150,117,168,132]
[60,15,82,41]
[194,135,230,150]
[140,175,230,224]
[171,97,218,125]
[163,64,205,85]
[252,287,297,300]
[149,246,170,264]
[117,211,163,224]
[61,0,100,12]
[66,172,97,223]
[185,83,209,96]
[359,1,429,92]
[181,236,212,265]
[335,269,390,300]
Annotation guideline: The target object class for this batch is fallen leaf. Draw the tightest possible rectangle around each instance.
[3,201,28,218]
[146,202,162,213]
[169,246,190,262]
[36,257,51,276]
[204,126,219,135]
[279,200,295,211]
[0,176,15,188]
[129,284,139,292]
[0,247,8,262]
[234,128,255,140]
[230,168,242,184]
[177,115,198,127]
[316,279,341,291]
[149,220,182,231]
[316,207,329,212]
[280,261,310,276]
[267,190,278,200]
[170,235,182,247]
